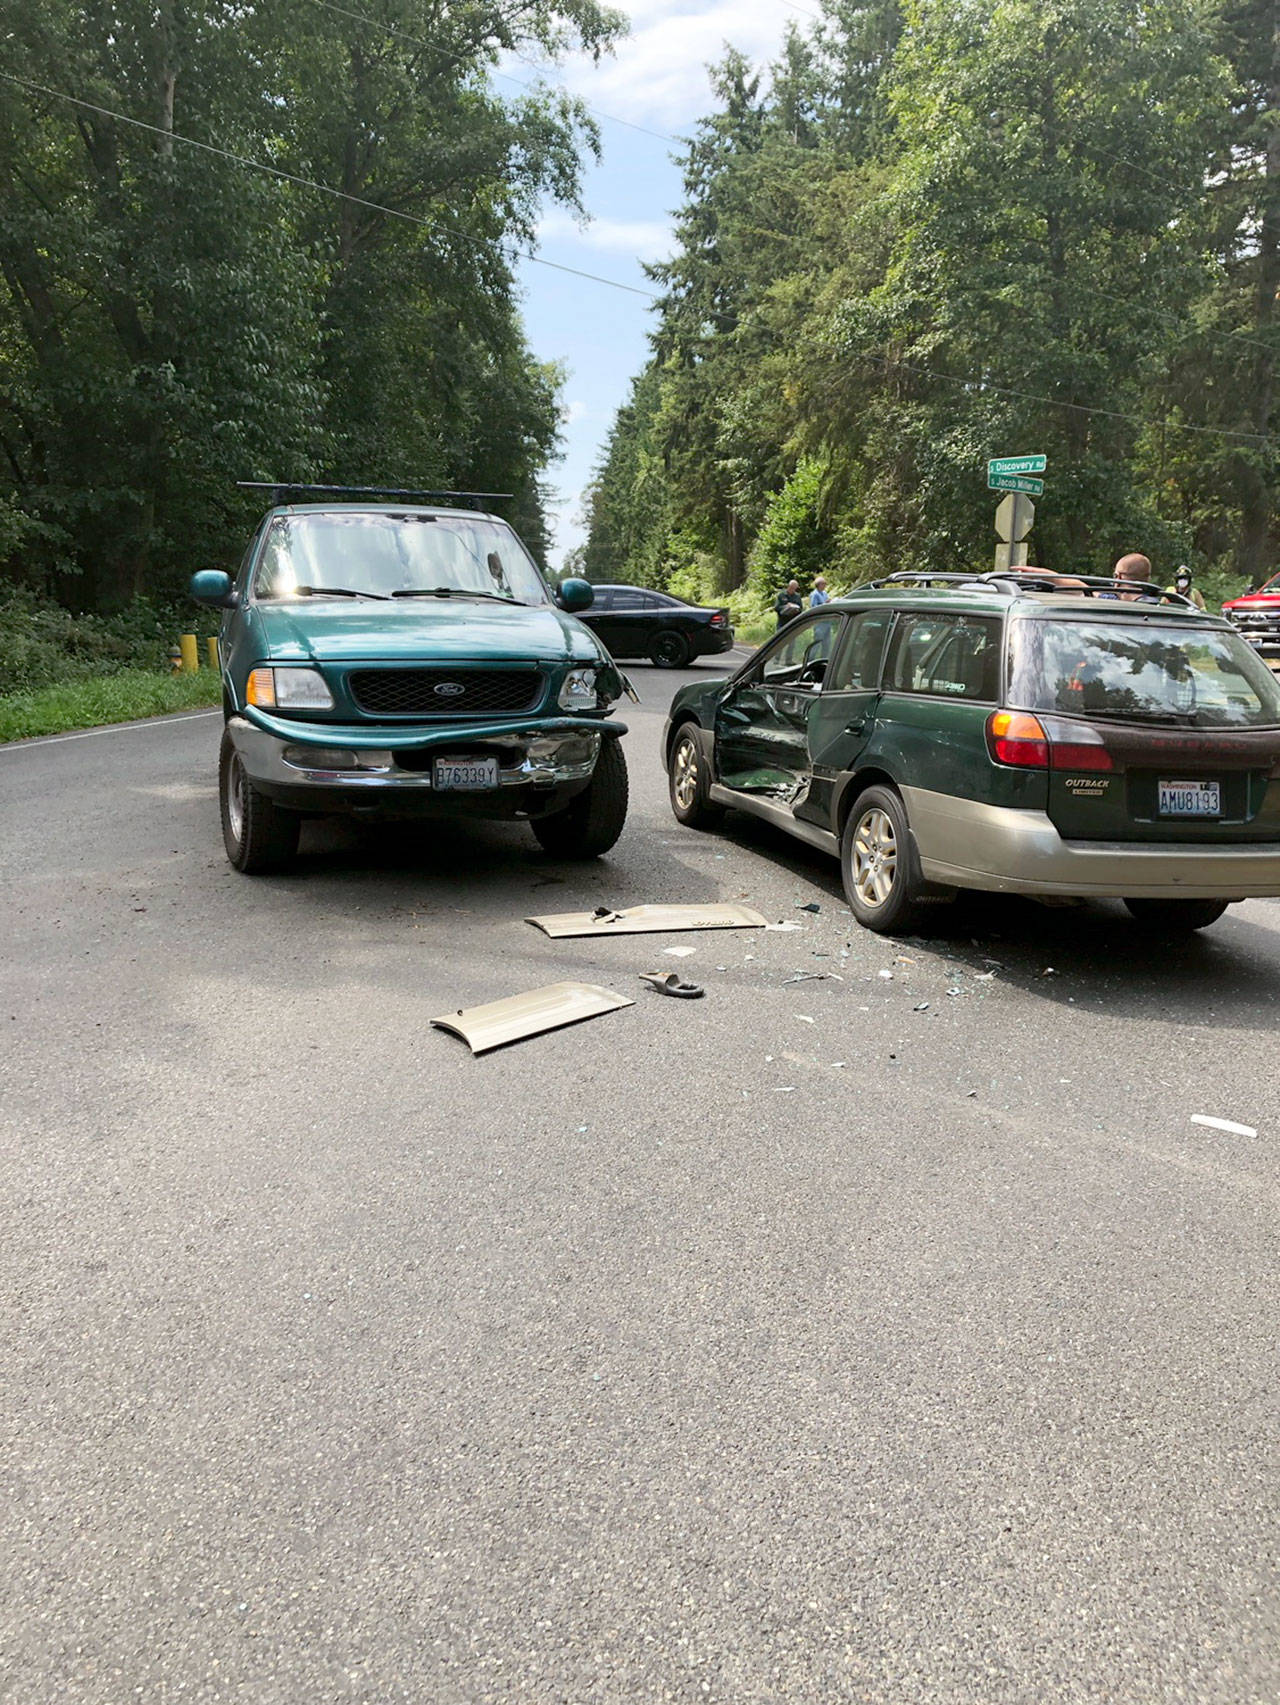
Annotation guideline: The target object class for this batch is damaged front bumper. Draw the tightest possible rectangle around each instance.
[228,708,627,816]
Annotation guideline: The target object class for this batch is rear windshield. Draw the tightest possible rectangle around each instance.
[1008,617,1280,728]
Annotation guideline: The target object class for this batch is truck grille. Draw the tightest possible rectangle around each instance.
[348,668,544,716]
[1232,611,1280,648]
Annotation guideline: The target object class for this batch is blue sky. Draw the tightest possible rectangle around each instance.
[508,0,805,568]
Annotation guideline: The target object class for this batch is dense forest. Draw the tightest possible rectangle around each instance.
[581,0,1280,612]
[0,0,623,614]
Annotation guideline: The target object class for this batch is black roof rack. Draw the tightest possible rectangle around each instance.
[237,481,513,510]
[864,569,1193,607]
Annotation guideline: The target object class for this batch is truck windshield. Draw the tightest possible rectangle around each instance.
[253,512,550,606]
[1008,617,1280,728]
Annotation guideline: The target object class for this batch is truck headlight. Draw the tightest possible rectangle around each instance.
[558,667,600,710]
[246,666,335,710]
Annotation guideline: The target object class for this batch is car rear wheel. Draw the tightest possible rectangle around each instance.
[668,724,724,829]
[219,731,300,873]
[650,631,691,669]
[1123,897,1230,932]
[532,736,628,858]
[841,785,929,934]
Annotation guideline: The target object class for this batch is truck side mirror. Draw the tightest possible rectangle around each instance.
[190,570,238,608]
[558,577,594,613]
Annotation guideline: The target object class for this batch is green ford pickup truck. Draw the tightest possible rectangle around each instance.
[191,491,630,873]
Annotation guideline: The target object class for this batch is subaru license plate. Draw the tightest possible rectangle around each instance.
[433,757,499,791]
[1158,779,1220,818]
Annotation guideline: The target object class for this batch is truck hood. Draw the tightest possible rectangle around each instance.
[1224,593,1280,612]
[249,598,604,665]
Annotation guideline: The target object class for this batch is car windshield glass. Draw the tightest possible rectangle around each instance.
[253,513,549,605]
[1008,617,1280,727]
[1254,572,1280,595]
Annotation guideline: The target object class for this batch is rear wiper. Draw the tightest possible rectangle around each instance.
[295,585,389,601]
[391,587,517,602]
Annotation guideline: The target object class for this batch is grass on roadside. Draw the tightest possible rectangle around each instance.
[0,668,222,743]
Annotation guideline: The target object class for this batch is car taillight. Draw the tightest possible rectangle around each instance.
[986,710,1050,768]
[710,611,727,627]
[987,711,1114,772]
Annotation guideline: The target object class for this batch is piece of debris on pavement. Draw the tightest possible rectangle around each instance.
[796,902,821,913]
[432,981,633,1054]
[1190,1115,1258,1138]
[639,971,704,999]
[764,920,804,932]
[663,945,698,957]
[526,902,768,939]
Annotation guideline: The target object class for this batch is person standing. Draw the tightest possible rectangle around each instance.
[809,575,830,610]
[1110,552,1156,601]
[1166,565,1206,610]
[775,580,803,629]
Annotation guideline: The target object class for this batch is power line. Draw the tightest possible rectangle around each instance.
[848,348,1271,445]
[307,0,680,146]
[0,70,655,299]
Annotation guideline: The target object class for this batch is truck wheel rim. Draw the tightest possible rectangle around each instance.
[672,737,699,810]
[851,807,896,907]
[226,753,246,844]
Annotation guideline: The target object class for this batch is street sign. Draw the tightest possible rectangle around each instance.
[988,454,1046,476]
[989,472,1044,495]
[995,493,1035,543]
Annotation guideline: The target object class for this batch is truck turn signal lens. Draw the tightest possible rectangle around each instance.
[987,710,1050,768]
[246,667,276,708]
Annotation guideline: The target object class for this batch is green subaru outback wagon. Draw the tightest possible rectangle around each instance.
[663,571,1280,934]
[192,490,629,873]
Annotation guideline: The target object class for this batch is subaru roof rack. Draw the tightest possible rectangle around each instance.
[237,481,513,509]
[864,568,1192,606]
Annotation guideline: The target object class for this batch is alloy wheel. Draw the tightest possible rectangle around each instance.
[850,806,897,909]
[672,736,699,812]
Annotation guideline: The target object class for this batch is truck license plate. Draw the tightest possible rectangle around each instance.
[433,757,499,791]
[1158,779,1220,817]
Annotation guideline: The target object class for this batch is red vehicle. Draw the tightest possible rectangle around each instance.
[1222,572,1280,663]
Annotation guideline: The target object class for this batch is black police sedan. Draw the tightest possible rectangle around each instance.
[580,584,735,668]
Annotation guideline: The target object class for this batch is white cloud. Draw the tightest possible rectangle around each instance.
[512,0,795,133]
[561,398,590,425]
[537,209,674,261]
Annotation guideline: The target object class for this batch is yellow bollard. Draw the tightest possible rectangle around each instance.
[205,636,219,670]
[179,633,199,673]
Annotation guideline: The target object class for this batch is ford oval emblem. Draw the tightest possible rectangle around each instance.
[433,681,466,697]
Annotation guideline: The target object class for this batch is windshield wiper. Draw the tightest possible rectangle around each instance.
[294,585,390,600]
[391,587,518,603]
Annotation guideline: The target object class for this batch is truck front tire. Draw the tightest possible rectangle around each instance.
[531,737,628,858]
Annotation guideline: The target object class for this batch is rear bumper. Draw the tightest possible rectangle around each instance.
[695,629,736,656]
[904,785,1280,899]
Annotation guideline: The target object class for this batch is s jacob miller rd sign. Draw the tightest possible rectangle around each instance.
[988,453,1046,496]
[990,472,1044,494]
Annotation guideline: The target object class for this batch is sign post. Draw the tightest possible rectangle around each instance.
[989,456,1045,571]
[994,492,1035,572]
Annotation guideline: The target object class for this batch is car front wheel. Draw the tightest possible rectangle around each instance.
[531,736,628,858]
[650,631,691,669]
[1123,898,1230,932]
[841,785,929,933]
[219,732,301,873]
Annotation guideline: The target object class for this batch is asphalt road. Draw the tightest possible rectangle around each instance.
[3,661,1279,1705]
